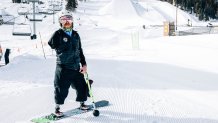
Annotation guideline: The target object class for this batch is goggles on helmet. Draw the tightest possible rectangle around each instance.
[59,15,73,24]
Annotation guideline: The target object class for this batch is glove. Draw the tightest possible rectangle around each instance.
[80,65,87,74]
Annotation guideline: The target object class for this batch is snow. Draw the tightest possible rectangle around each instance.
[1,0,218,123]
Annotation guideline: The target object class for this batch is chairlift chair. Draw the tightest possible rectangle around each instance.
[12,23,32,36]
[17,6,29,15]
[53,4,62,11]
[27,13,45,21]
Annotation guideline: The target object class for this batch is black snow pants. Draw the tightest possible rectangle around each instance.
[54,64,88,105]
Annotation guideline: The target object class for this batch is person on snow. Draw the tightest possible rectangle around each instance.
[4,48,10,65]
[48,10,89,117]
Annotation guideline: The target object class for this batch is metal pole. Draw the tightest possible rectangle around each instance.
[33,2,36,35]
[84,73,96,108]
[53,0,55,24]
[176,1,178,30]
[30,0,37,40]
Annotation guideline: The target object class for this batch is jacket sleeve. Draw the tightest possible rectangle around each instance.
[48,31,59,49]
[78,35,87,66]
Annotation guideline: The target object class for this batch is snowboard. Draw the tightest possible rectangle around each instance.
[31,100,109,123]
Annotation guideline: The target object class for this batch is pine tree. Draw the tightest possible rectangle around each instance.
[164,0,218,21]
[65,0,78,12]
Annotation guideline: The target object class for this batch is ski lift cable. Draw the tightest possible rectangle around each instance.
[1,1,52,26]
[0,4,20,24]
[0,3,19,11]
[1,2,37,25]
[1,7,34,25]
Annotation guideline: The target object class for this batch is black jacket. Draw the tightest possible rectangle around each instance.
[48,29,86,70]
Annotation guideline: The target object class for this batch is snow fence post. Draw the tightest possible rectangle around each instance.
[131,29,139,50]
[39,32,46,59]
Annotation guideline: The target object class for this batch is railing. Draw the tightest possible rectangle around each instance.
[177,26,218,36]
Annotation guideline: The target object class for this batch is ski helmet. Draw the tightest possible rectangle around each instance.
[59,10,73,19]
[59,10,73,23]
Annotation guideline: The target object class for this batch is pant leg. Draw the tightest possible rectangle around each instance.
[54,65,71,104]
[70,72,88,102]
[4,54,9,64]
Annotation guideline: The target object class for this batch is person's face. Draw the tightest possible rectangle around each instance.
[59,15,73,28]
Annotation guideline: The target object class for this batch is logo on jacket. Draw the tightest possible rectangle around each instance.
[63,37,68,42]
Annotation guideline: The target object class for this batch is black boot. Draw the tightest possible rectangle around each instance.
[55,105,64,117]
[80,102,90,110]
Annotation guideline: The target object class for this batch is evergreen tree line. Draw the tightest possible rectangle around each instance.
[161,0,218,21]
